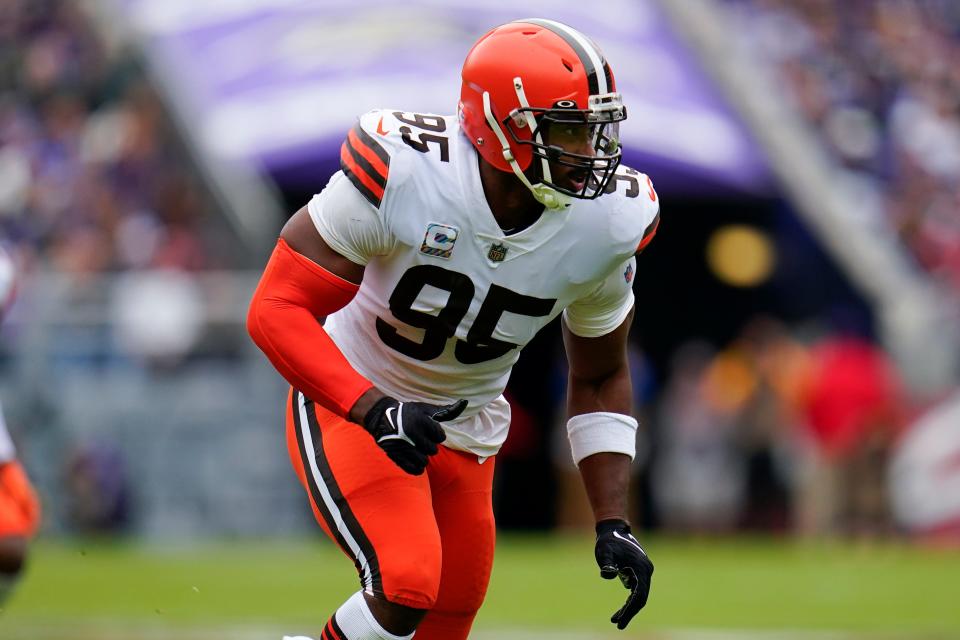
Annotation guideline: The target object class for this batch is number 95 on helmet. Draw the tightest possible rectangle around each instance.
[459,19,627,210]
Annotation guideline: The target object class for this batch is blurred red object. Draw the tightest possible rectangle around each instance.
[498,391,538,459]
[802,337,903,459]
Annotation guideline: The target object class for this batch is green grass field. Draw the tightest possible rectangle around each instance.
[2,535,958,639]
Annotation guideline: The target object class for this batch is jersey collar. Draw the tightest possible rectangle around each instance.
[454,128,571,265]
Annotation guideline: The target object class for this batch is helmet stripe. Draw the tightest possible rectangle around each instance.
[602,61,614,94]
[517,19,608,96]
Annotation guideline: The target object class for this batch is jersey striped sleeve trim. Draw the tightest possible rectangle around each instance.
[322,616,345,640]
[328,615,347,640]
[340,122,391,208]
[636,210,660,254]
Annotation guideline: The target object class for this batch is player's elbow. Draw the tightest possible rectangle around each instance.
[246,294,264,347]
[569,357,630,390]
[246,290,278,355]
[246,262,290,352]
[246,286,265,348]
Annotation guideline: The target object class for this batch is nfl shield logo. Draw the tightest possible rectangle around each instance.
[487,242,508,262]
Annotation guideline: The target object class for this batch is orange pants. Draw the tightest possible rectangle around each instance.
[0,461,40,538]
[285,390,496,640]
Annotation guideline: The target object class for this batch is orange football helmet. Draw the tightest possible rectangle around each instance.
[459,19,626,209]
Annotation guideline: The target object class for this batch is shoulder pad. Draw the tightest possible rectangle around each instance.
[602,165,660,256]
[635,171,660,254]
[340,111,394,209]
[597,165,660,259]
[340,110,454,209]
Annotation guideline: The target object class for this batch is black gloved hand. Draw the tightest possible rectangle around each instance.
[362,397,467,475]
[595,519,654,630]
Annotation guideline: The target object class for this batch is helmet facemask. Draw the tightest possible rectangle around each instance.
[522,108,624,200]
[481,76,627,209]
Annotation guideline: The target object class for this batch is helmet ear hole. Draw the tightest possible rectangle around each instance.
[561,59,574,72]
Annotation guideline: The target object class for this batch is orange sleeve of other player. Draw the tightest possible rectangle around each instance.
[247,238,374,418]
[0,461,40,538]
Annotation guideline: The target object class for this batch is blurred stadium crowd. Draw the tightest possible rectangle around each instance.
[640,318,902,537]
[0,0,227,279]
[0,0,957,543]
[728,0,960,292]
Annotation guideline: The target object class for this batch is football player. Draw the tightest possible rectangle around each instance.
[0,247,41,606]
[249,19,658,640]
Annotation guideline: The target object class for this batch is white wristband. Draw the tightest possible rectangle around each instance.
[566,411,638,465]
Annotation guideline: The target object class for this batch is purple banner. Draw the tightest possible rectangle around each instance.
[119,0,770,194]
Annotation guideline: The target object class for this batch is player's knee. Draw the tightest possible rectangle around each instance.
[437,579,488,617]
[456,584,487,615]
[381,555,442,609]
[435,518,494,614]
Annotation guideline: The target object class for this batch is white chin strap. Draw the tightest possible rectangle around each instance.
[482,83,572,211]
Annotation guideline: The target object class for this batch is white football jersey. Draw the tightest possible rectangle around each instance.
[0,244,14,463]
[309,110,660,457]
[0,401,15,463]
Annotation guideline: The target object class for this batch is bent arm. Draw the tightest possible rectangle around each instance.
[563,307,635,522]
[246,206,384,421]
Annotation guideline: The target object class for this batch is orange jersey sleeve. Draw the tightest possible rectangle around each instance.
[247,239,374,418]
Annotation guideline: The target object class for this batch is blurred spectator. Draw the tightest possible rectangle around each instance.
[727,0,960,292]
[653,319,808,533]
[111,269,205,367]
[794,333,905,537]
[652,341,747,532]
[0,0,223,280]
[646,314,921,539]
[0,0,246,369]
[63,441,132,534]
[706,317,808,531]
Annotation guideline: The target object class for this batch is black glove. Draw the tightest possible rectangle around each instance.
[595,519,654,630]
[362,397,467,475]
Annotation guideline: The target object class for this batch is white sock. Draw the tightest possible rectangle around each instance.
[334,590,415,640]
